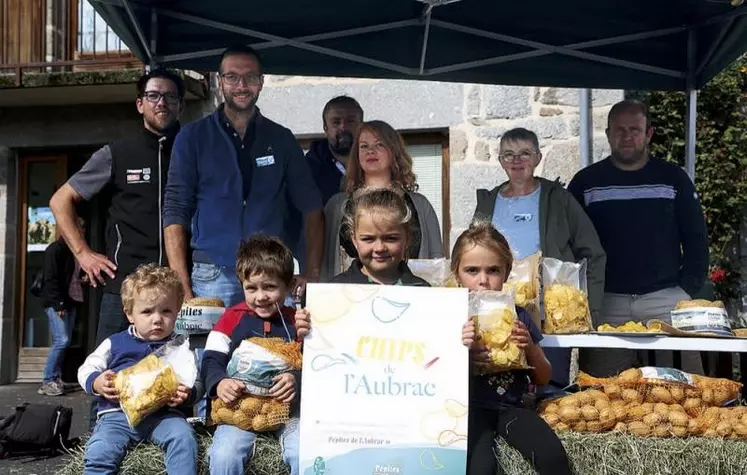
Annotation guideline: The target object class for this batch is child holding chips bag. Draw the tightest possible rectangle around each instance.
[452,222,570,475]
[202,236,308,475]
[77,264,200,475]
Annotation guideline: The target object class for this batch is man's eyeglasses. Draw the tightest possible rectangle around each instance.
[220,72,262,86]
[499,150,537,162]
[141,91,180,104]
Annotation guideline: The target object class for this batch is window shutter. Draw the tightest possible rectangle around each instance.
[407,143,443,235]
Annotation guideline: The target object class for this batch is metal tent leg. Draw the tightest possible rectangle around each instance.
[579,88,593,169]
[685,89,697,182]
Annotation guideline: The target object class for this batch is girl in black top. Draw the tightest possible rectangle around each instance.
[456,221,571,475]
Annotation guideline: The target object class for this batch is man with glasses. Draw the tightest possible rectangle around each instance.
[163,44,323,309]
[473,127,605,396]
[50,68,184,427]
[51,68,184,344]
[568,99,708,377]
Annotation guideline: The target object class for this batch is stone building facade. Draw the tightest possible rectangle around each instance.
[257,75,622,248]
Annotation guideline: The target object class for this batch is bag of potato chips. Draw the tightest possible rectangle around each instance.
[469,290,529,374]
[504,251,541,327]
[542,257,592,334]
[114,334,198,427]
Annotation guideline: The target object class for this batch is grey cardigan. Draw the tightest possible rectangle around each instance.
[473,177,606,321]
[321,191,444,281]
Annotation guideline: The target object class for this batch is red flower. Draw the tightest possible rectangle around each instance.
[710,268,727,284]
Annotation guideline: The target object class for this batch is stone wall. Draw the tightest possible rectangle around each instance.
[255,76,623,249]
[448,87,623,247]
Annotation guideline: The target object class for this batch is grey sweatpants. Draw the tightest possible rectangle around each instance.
[579,286,704,377]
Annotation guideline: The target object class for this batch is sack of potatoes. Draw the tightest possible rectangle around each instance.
[540,389,617,433]
[210,394,290,432]
[693,406,747,439]
[614,402,694,438]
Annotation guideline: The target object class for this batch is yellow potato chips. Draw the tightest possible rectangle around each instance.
[470,291,529,374]
[114,354,179,428]
[543,284,591,334]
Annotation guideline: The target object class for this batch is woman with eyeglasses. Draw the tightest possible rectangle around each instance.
[472,127,606,396]
[321,120,444,281]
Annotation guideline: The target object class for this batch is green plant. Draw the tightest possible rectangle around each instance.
[644,56,747,302]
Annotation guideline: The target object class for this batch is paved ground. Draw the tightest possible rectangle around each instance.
[0,383,91,475]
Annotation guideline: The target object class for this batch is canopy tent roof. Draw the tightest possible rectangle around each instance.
[92,0,747,91]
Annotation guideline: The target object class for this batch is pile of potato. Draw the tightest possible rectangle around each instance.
[211,395,290,432]
[615,402,695,437]
[540,389,617,433]
[693,407,747,438]
[541,372,747,439]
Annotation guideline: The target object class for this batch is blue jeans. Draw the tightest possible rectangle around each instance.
[43,307,76,383]
[191,262,244,418]
[208,418,299,475]
[191,262,244,308]
[84,411,198,475]
[95,292,129,346]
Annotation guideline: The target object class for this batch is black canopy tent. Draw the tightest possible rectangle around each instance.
[90,0,747,177]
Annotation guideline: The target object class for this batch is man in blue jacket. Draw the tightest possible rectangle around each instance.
[163,45,324,308]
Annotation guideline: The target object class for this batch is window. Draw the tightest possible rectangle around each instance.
[78,0,129,54]
[407,143,444,236]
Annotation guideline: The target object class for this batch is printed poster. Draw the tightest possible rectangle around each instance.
[27,206,56,251]
[300,283,470,475]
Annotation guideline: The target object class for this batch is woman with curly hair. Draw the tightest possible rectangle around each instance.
[321,120,443,280]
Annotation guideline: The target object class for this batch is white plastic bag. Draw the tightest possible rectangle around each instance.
[115,334,197,427]
[542,257,592,334]
[408,258,457,287]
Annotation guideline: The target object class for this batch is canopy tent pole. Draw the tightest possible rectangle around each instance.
[685,89,697,181]
[684,29,697,182]
[149,8,158,68]
[121,0,154,67]
[579,89,593,169]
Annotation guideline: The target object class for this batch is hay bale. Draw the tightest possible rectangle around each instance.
[500,432,747,475]
[59,426,747,475]
[58,428,290,475]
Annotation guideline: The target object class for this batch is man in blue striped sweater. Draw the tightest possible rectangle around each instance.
[568,99,708,377]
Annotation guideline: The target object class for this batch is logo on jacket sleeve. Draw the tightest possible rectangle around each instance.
[126,167,152,184]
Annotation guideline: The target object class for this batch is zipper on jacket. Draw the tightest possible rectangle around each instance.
[158,137,165,265]
[114,224,122,266]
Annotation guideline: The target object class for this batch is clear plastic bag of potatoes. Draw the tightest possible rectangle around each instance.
[504,251,541,326]
[470,290,529,374]
[114,334,197,428]
[542,257,592,334]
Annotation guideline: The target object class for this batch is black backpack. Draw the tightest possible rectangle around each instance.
[0,403,74,459]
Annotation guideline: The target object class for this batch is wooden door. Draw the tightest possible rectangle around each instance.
[16,155,67,382]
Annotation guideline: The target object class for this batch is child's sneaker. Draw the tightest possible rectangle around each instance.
[37,381,63,396]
